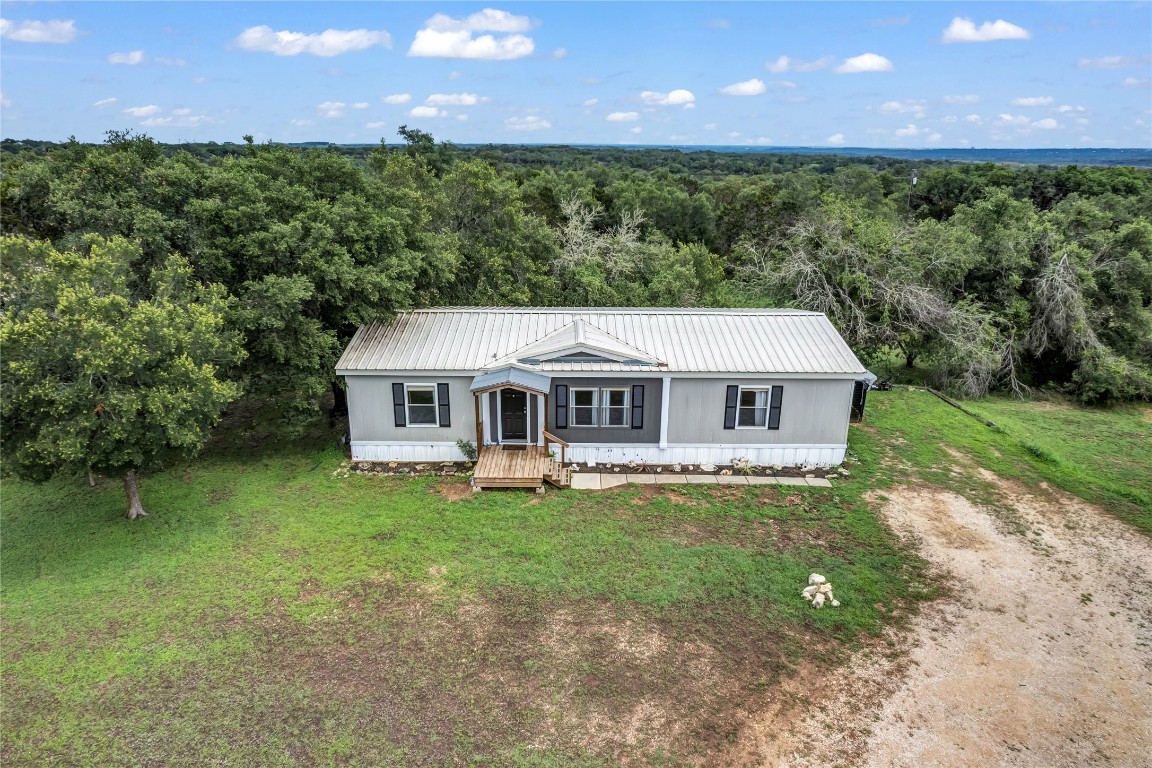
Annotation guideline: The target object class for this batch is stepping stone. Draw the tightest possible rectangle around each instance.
[715,475,749,485]
[570,474,601,490]
[601,474,629,489]
[746,476,779,485]
[686,475,718,484]
[655,474,688,484]
[776,476,807,486]
[626,473,656,484]
[805,477,833,487]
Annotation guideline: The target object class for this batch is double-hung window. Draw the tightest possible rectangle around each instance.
[601,388,630,427]
[737,388,769,427]
[405,384,438,426]
[570,388,599,426]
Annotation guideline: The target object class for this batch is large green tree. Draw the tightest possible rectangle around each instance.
[1,235,244,518]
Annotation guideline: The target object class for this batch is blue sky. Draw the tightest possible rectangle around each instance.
[2,2,1150,147]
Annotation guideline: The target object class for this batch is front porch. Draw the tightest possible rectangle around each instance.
[471,439,571,490]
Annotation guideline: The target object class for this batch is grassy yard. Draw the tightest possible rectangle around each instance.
[2,392,1148,766]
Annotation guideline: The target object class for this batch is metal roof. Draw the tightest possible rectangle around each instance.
[336,308,867,376]
[470,366,551,394]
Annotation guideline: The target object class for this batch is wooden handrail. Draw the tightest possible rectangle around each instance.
[542,430,569,448]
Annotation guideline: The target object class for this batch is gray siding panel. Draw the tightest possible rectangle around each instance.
[549,377,662,444]
[667,378,852,445]
[347,375,474,442]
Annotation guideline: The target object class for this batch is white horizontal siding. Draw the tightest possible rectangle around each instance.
[564,443,846,467]
[351,441,470,462]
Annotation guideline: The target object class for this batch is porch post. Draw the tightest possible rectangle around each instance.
[536,393,545,446]
[481,391,491,444]
[474,394,482,451]
[659,375,671,449]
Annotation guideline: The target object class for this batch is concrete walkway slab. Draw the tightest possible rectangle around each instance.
[746,476,779,485]
[686,475,718,484]
[570,473,601,490]
[655,474,688,484]
[776,476,807,486]
[627,473,656,484]
[600,474,629,489]
[805,477,833,487]
[715,475,749,485]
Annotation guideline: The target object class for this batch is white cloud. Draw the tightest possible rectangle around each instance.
[727,131,742,139]
[719,78,766,96]
[107,50,144,65]
[171,108,192,116]
[1078,56,1141,69]
[317,101,346,118]
[408,105,446,118]
[769,80,798,89]
[425,92,484,106]
[997,113,1030,126]
[1011,96,1053,106]
[1055,105,1085,114]
[140,114,214,128]
[552,47,567,59]
[965,114,984,124]
[629,126,642,134]
[408,9,535,60]
[582,98,599,107]
[766,55,833,73]
[0,18,78,44]
[1032,118,1059,130]
[879,99,927,117]
[506,115,551,131]
[606,111,640,122]
[835,53,894,74]
[448,70,463,79]
[352,102,369,109]
[382,93,412,104]
[942,17,1031,44]
[122,105,161,117]
[943,94,980,104]
[704,123,717,130]
[1123,77,1149,88]
[456,114,469,121]
[366,121,389,129]
[928,132,943,143]
[233,25,391,57]
[154,56,188,67]
[827,133,845,145]
[290,118,315,127]
[894,123,922,137]
[93,97,118,108]
[943,115,958,123]
[1,92,10,109]
[640,89,695,107]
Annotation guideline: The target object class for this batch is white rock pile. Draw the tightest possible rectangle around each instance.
[801,573,840,609]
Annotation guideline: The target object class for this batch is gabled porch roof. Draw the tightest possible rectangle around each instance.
[483,318,664,369]
[469,366,551,396]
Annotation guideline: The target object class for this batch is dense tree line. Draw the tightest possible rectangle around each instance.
[2,129,1150,513]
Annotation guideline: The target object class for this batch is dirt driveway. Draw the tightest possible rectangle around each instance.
[734,473,1152,767]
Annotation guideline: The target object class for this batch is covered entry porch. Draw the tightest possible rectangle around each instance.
[469,367,569,490]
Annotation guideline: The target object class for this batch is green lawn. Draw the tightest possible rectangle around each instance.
[2,392,1147,766]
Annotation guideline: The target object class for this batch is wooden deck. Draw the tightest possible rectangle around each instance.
[473,445,570,490]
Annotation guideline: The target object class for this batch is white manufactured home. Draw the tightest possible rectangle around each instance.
[336,307,869,485]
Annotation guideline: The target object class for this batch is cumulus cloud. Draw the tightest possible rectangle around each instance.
[108,50,144,65]
[965,114,984,125]
[1,92,11,109]
[506,115,551,131]
[93,97,118,108]
[425,92,484,106]
[943,94,980,104]
[629,126,642,134]
[122,105,161,117]
[1122,77,1149,88]
[1077,56,1141,69]
[640,89,695,107]
[827,133,846,145]
[317,101,346,118]
[409,105,446,118]
[408,8,535,60]
[1032,118,1059,130]
[766,55,833,73]
[233,25,391,57]
[928,132,943,142]
[719,78,766,96]
[382,93,411,104]
[606,111,640,121]
[942,17,1030,43]
[1011,96,1053,106]
[879,99,927,117]
[352,102,369,109]
[1055,105,1085,113]
[997,113,1030,126]
[552,47,567,58]
[141,114,215,128]
[0,18,78,44]
[835,53,894,74]
[582,98,599,106]
[894,124,923,137]
[290,118,315,127]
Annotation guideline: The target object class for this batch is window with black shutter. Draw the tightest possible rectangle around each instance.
[436,383,451,427]
[392,383,406,427]
[723,385,738,429]
[630,384,644,429]
[767,385,783,430]
[554,384,568,429]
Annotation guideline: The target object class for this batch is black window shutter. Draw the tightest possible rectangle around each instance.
[437,383,451,427]
[631,384,645,429]
[767,385,784,430]
[392,383,407,427]
[723,385,738,430]
[555,384,568,429]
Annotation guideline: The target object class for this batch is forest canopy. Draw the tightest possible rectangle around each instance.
[3,129,1150,416]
